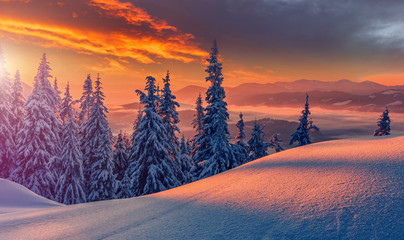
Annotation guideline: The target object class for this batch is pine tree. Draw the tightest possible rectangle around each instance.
[12,54,58,199]
[179,135,192,183]
[59,82,73,125]
[8,71,25,177]
[127,76,181,196]
[233,112,248,166]
[11,70,25,138]
[190,93,204,159]
[113,130,129,198]
[247,121,268,161]
[191,40,236,179]
[289,94,319,146]
[53,77,62,119]
[123,131,131,156]
[268,134,284,153]
[78,74,93,122]
[0,47,15,179]
[82,74,115,202]
[158,71,185,184]
[117,170,132,199]
[374,107,391,136]
[56,83,86,204]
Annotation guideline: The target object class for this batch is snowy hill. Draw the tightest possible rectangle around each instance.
[1,136,403,239]
[0,179,61,214]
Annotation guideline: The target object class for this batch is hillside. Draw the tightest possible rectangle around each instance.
[0,135,403,239]
[0,179,61,214]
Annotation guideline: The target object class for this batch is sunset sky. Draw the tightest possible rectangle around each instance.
[1,0,404,105]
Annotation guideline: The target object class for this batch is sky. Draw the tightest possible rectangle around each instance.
[2,0,404,105]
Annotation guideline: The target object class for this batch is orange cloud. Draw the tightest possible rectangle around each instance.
[0,17,207,64]
[363,74,404,86]
[89,0,177,32]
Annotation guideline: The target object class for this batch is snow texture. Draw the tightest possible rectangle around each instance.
[1,135,403,239]
[0,178,61,214]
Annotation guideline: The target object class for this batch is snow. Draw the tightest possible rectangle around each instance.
[1,135,403,239]
[332,100,352,106]
[0,179,61,214]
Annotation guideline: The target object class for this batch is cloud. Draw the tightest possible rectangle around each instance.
[89,0,177,32]
[0,0,207,64]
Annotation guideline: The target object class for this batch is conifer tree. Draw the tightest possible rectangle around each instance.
[82,74,115,201]
[117,171,132,199]
[374,107,391,136]
[268,134,284,153]
[56,83,86,204]
[0,47,14,178]
[8,71,25,176]
[113,130,129,197]
[12,54,58,199]
[127,76,181,196]
[247,121,268,161]
[290,94,319,146]
[191,40,236,179]
[158,71,185,184]
[53,77,62,118]
[233,112,248,166]
[190,93,204,159]
[11,70,25,138]
[59,82,73,125]
[179,135,192,183]
[123,131,131,156]
[78,74,93,122]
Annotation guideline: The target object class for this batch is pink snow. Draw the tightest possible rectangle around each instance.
[0,135,403,239]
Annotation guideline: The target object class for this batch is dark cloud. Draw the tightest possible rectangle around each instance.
[134,0,404,72]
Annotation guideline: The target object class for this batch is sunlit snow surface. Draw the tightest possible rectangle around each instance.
[1,135,403,239]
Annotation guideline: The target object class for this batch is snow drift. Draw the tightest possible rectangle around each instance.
[0,135,403,239]
[0,179,61,214]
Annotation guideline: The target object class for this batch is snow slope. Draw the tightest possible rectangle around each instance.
[1,136,403,239]
[0,179,61,214]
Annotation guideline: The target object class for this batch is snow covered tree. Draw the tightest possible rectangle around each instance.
[117,171,132,199]
[11,70,25,139]
[8,71,25,177]
[233,112,248,166]
[0,47,14,179]
[82,74,115,202]
[123,131,131,156]
[113,130,129,198]
[179,135,192,183]
[78,74,93,122]
[113,130,129,181]
[190,93,204,159]
[158,71,185,184]
[290,94,319,147]
[53,77,62,118]
[247,121,268,161]
[56,83,86,204]
[191,40,236,179]
[127,76,181,196]
[12,54,59,199]
[59,82,73,125]
[374,107,391,136]
[268,134,284,153]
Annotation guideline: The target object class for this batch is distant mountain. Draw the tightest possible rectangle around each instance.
[174,79,404,113]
